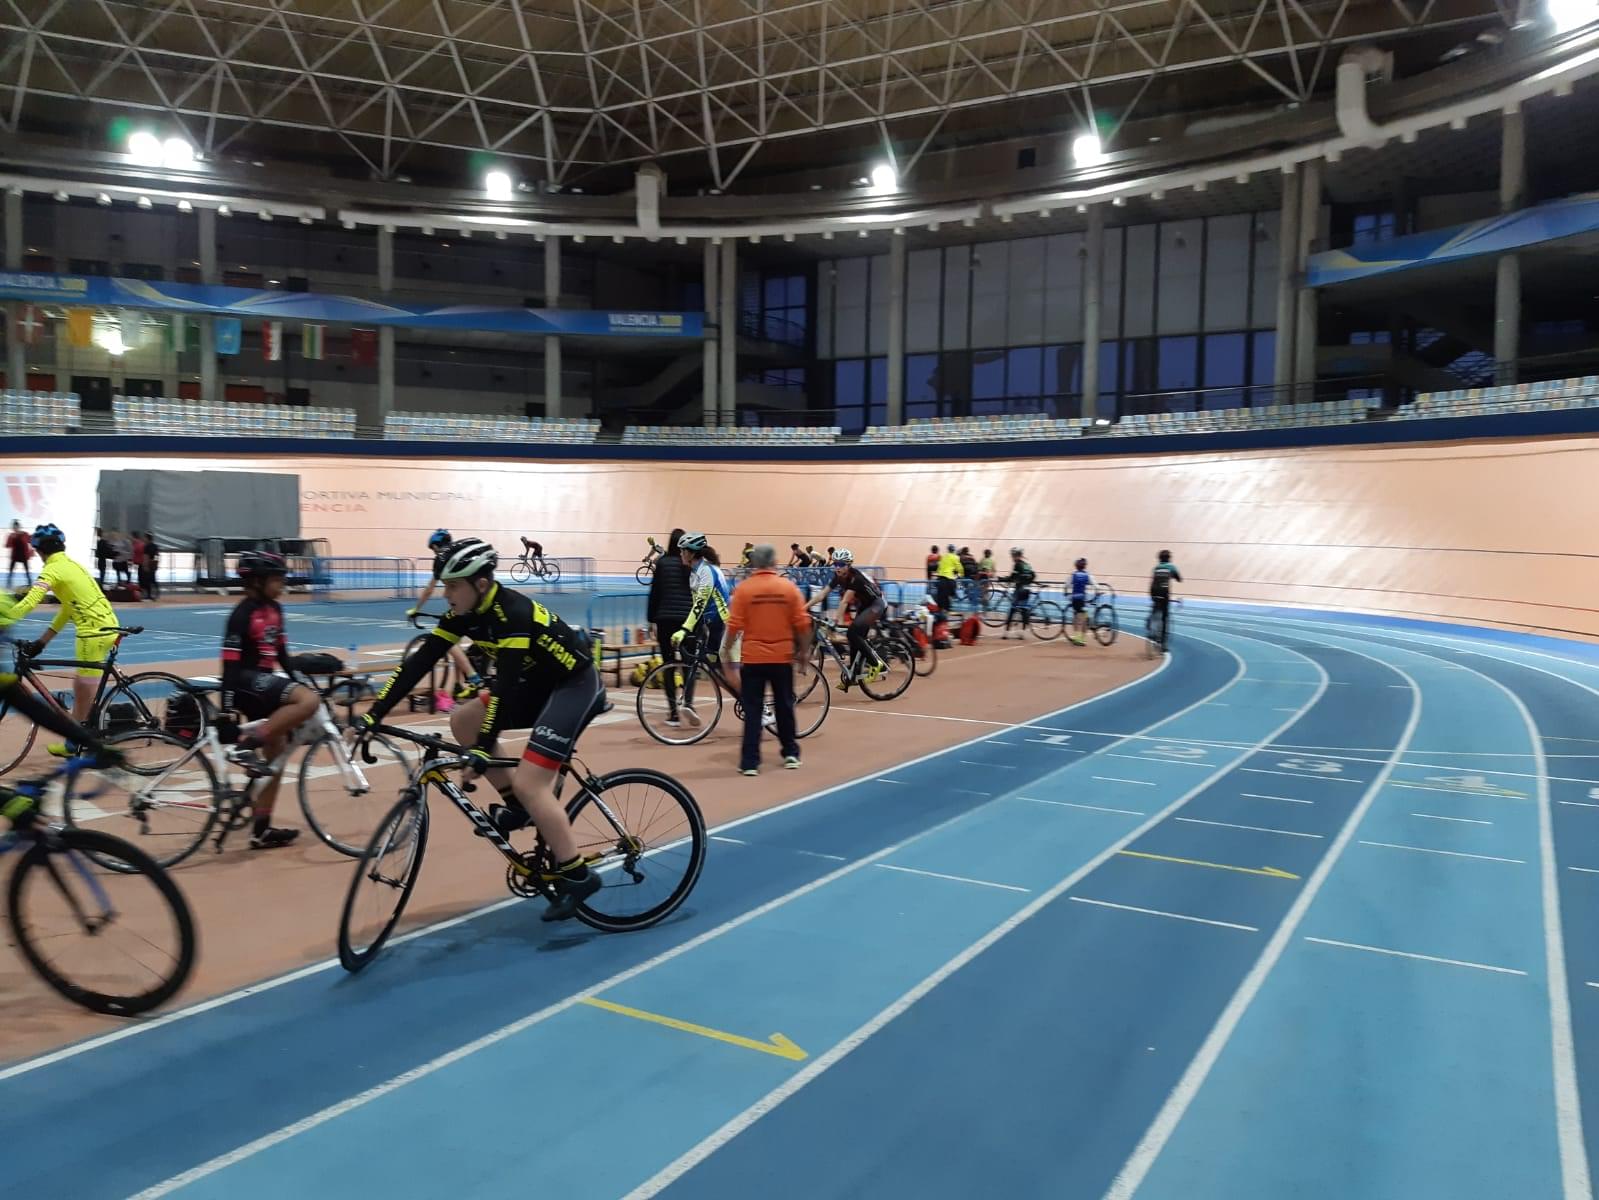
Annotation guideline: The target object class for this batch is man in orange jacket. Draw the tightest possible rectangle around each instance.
[723,543,812,776]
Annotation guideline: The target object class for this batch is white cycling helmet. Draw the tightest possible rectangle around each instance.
[1010,546,1024,555]
[438,537,497,580]
[832,548,854,565]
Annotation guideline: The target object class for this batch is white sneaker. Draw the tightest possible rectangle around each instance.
[682,706,702,727]
[783,756,800,769]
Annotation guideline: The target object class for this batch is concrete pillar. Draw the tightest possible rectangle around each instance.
[4,190,25,393]
[543,236,563,418]
[198,207,218,404]
[718,238,737,424]
[1273,168,1301,399]
[886,231,906,425]
[1081,205,1104,420]
[1294,157,1322,394]
[702,239,719,426]
[1494,108,1526,384]
[375,226,395,428]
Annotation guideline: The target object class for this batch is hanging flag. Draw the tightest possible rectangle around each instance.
[302,323,325,361]
[13,304,43,346]
[66,307,94,349]
[349,327,377,367]
[119,309,143,351]
[263,320,283,362]
[215,317,242,355]
[166,313,200,353]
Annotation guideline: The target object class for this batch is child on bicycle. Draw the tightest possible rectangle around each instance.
[408,529,485,702]
[6,523,119,756]
[808,549,886,689]
[355,538,605,921]
[222,551,320,849]
[1068,558,1096,646]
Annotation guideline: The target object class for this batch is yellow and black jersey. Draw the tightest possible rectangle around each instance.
[369,582,591,747]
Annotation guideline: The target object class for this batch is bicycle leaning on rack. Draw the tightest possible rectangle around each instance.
[2,753,196,1015]
[85,670,412,866]
[509,539,562,586]
[0,625,207,777]
[338,722,706,972]
[634,632,830,746]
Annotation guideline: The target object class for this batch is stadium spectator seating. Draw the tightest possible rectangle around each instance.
[1396,378,1599,420]
[622,424,841,445]
[0,390,79,433]
[385,412,599,443]
[114,395,356,437]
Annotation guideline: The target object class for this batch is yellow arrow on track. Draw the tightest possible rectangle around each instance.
[1118,850,1299,880]
[579,996,808,1062]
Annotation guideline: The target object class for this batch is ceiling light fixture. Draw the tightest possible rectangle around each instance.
[484,169,514,201]
[1072,132,1108,168]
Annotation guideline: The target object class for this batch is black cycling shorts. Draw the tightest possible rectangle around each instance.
[234,668,303,721]
[487,666,608,769]
[1071,597,1087,614]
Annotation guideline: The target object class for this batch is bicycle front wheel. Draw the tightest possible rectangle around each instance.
[299,732,413,856]
[1145,613,1163,659]
[66,730,222,870]
[510,559,532,583]
[9,826,196,1016]
[980,592,1011,627]
[339,792,430,973]
[635,563,654,585]
[637,660,724,745]
[97,671,208,771]
[909,625,937,677]
[0,689,41,776]
[1093,604,1119,646]
[566,768,705,932]
[1029,601,1067,641]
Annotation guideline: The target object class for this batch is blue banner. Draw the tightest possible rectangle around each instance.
[1308,191,1599,287]
[214,317,241,355]
[0,272,704,339]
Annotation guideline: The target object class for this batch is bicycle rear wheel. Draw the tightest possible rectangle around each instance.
[1145,612,1163,659]
[9,825,196,1016]
[1093,604,1119,646]
[299,732,413,856]
[65,730,222,870]
[860,643,915,701]
[97,671,208,771]
[1028,601,1067,641]
[540,561,562,585]
[908,625,937,677]
[0,690,41,777]
[637,660,723,745]
[339,791,429,973]
[635,563,654,585]
[980,591,1011,627]
[565,768,705,932]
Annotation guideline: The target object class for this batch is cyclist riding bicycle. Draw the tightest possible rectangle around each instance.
[669,533,732,726]
[520,536,545,562]
[408,528,484,702]
[1068,557,1097,646]
[354,538,604,921]
[221,551,321,849]
[809,548,886,689]
[788,543,808,569]
[6,523,119,756]
[1150,550,1182,644]
[995,547,1036,638]
[0,589,123,776]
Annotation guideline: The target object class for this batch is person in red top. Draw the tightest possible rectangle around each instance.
[220,551,319,848]
[723,544,811,776]
[6,520,33,588]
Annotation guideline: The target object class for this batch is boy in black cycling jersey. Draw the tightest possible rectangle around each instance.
[1149,549,1181,650]
[222,552,321,848]
[809,548,886,689]
[407,528,484,701]
[356,538,604,920]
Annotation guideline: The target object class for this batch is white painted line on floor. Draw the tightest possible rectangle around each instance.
[1022,797,1145,817]
[1568,866,1599,875]
[1069,896,1258,933]
[873,863,1030,893]
[1240,768,1363,784]
[1105,752,1210,768]
[794,849,848,863]
[1241,793,1313,806]
[1175,817,1324,839]
[959,760,1017,769]
[876,778,911,785]
[1359,840,1524,864]
[1305,937,1526,976]
[710,836,748,846]
[1560,801,1599,809]
[1412,813,1493,826]
[954,789,993,797]
[1094,776,1158,787]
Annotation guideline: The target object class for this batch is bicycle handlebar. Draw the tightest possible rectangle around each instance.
[359,722,519,775]
[408,610,446,628]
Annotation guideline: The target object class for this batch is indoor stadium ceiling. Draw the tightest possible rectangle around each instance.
[0,1,1527,193]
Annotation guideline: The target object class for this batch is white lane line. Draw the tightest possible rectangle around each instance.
[1305,937,1527,977]
[1104,753,1211,768]
[1069,897,1259,933]
[1559,801,1599,809]
[794,849,848,862]
[621,641,1331,1200]
[710,836,748,846]
[955,789,993,797]
[1359,840,1524,864]
[876,778,911,785]
[1412,813,1493,826]
[1102,645,1420,1200]
[1241,793,1313,806]
[873,864,1030,893]
[959,760,1017,769]
[1240,767,1363,784]
[1175,817,1324,839]
[1022,797,1145,817]
[1094,776,1158,787]
[0,650,1178,1085]
[1568,866,1599,875]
